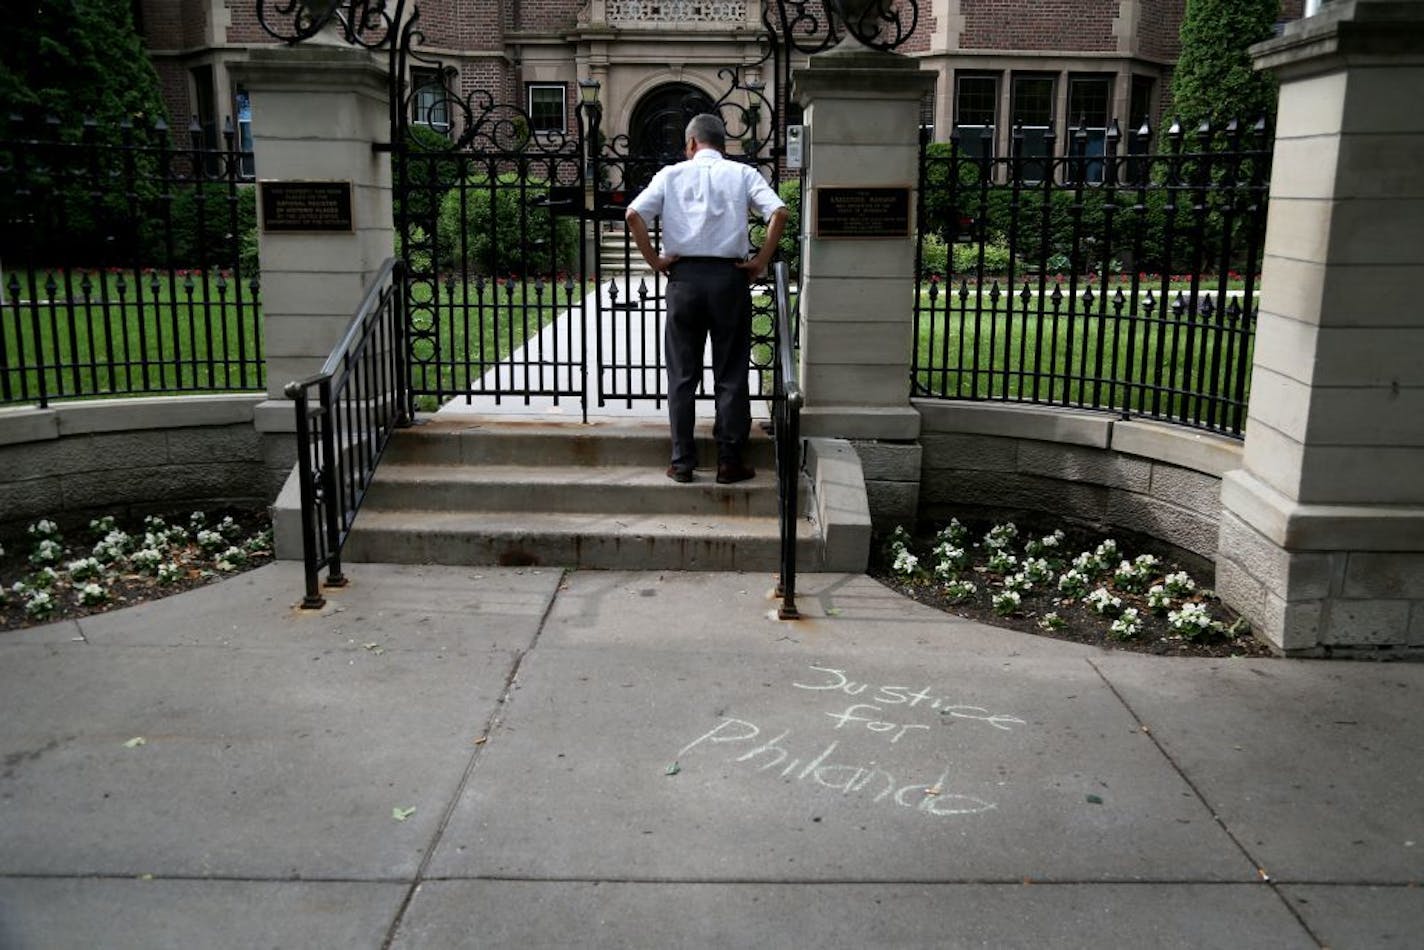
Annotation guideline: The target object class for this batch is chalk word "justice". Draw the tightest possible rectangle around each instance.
[678,717,996,817]
[792,666,1026,732]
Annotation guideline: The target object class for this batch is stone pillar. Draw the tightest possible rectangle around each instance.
[792,47,934,530]
[1215,0,1424,655]
[228,45,395,434]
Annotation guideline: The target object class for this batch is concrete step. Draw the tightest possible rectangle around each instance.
[363,462,784,518]
[383,418,777,469]
[341,508,823,572]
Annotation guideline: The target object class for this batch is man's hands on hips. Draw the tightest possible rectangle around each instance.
[735,255,772,282]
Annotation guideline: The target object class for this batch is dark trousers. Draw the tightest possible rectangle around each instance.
[664,260,752,470]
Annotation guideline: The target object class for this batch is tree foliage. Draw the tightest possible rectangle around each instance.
[0,0,168,128]
[1171,0,1281,126]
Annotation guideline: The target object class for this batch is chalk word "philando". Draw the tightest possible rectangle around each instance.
[792,666,1026,732]
[678,717,996,817]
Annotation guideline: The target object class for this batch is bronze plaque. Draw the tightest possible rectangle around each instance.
[813,186,911,239]
[259,180,354,233]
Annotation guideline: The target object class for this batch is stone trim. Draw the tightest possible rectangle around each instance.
[0,396,286,532]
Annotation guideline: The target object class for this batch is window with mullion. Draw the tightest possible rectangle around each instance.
[1068,75,1112,183]
[954,73,998,161]
[527,83,567,134]
[1011,74,1054,182]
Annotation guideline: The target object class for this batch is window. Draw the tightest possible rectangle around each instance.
[411,68,450,133]
[235,87,254,179]
[954,74,997,160]
[1067,75,1112,183]
[527,83,567,134]
[1011,75,1054,182]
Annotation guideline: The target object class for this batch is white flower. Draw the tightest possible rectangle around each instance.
[986,550,1018,574]
[943,579,977,602]
[24,590,54,618]
[30,538,64,566]
[1164,571,1196,596]
[1057,569,1089,597]
[79,583,108,605]
[1147,584,1172,613]
[66,557,103,581]
[1002,572,1032,594]
[935,518,969,545]
[218,515,241,539]
[991,590,1021,615]
[1168,601,1213,636]
[1084,586,1122,616]
[1039,611,1065,630]
[1110,607,1143,639]
[196,529,226,553]
[28,519,60,539]
[1022,557,1054,584]
[157,562,182,585]
[131,548,164,574]
[892,548,920,576]
[29,567,59,590]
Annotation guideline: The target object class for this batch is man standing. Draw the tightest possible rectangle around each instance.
[625,113,789,484]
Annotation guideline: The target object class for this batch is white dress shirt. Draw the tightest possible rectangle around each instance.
[627,149,785,259]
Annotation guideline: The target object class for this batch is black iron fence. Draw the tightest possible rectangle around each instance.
[285,257,410,608]
[1,113,262,407]
[914,118,1270,437]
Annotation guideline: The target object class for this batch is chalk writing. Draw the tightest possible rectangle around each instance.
[792,666,1026,732]
[824,702,929,743]
[678,717,996,817]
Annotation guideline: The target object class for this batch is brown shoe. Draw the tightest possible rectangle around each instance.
[666,465,694,483]
[715,461,756,484]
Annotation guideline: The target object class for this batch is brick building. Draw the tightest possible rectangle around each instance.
[138,0,1304,158]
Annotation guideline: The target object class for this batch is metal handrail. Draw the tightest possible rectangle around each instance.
[284,256,410,608]
[771,260,803,619]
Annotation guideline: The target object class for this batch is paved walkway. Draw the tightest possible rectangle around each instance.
[434,268,762,422]
[1,563,1420,948]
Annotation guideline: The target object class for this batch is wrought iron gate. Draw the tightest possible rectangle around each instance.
[257,0,921,417]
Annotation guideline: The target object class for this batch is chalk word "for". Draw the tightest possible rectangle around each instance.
[678,717,996,817]
[792,666,1026,732]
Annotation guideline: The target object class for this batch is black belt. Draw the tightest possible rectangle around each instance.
[675,256,741,265]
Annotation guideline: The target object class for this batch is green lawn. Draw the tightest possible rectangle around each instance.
[405,274,594,407]
[914,287,1255,433]
[2,269,263,404]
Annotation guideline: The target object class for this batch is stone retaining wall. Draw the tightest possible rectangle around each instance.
[0,396,293,533]
[912,400,1241,564]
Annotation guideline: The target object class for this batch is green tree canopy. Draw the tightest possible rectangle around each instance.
[1171,0,1281,127]
[0,0,168,129]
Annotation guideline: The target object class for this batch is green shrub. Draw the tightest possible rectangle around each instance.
[156,183,257,270]
[952,239,1012,275]
[394,123,462,231]
[750,178,801,277]
[435,172,578,277]
[919,232,948,277]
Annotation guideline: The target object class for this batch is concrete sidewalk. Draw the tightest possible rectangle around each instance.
[1,563,1420,948]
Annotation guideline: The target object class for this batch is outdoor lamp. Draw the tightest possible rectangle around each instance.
[579,79,601,105]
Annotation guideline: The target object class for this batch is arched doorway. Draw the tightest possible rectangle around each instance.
[628,82,715,162]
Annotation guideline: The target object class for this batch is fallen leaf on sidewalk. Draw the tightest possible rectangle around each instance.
[826,607,844,616]
[363,643,385,655]
[924,785,942,797]
[1085,794,1104,805]
[392,806,416,822]
[123,737,146,749]
[473,736,488,745]
[665,762,681,776]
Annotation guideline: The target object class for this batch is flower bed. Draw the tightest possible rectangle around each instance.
[870,517,1273,658]
[1,509,272,630]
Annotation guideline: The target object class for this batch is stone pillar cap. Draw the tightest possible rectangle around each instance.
[1253,0,1424,76]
